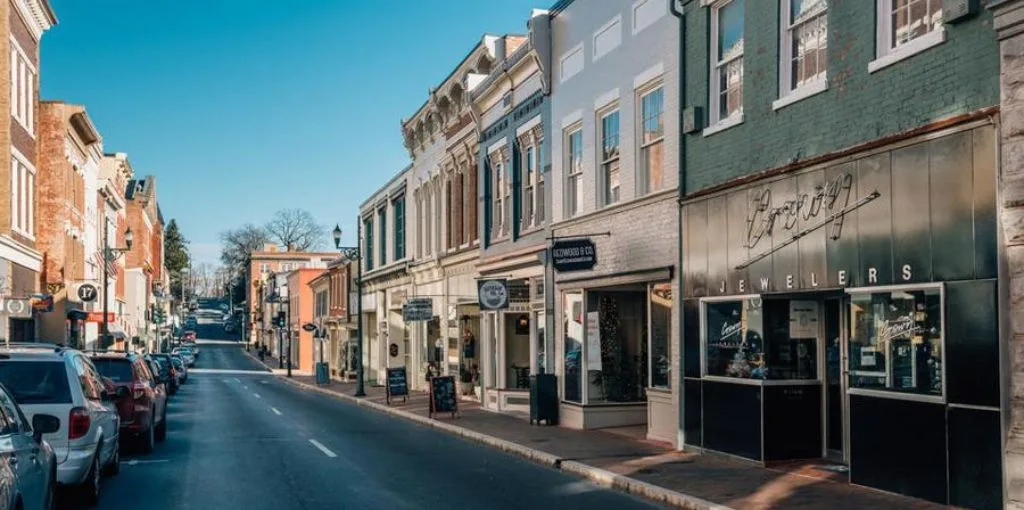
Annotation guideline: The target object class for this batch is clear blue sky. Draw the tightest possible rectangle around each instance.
[42,0,542,264]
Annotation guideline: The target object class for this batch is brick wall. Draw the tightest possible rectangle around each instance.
[36,102,63,284]
[682,0,1000,193]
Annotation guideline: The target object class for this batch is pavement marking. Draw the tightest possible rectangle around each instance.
[308,439,337,458]
[233,377,241,383]
[123,459,170,466]
[188,368,272,375]
[253,393,261,399]
[243,385,249,390]
[271,407,282,416]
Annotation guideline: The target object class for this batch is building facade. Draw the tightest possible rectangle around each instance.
[285,268,320,373]
[124,176,163,351]
[307,259,353,380]
[98,152,132,346]
[473,12,553,416]
[547,0,680,444]
[247,245,335,349]
[676,1,1000,508]
[36,101,102,346]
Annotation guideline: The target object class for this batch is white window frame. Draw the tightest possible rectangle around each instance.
[597,104,620,207]
[774,0,829,111]
[706,0,745,135]
[564,125,584,219]
[638,82,665,196]
[490,149,508,240]
[9,36,35,136]
[10,148,34,239]
[521,143,536,229]
[869,0,945,74]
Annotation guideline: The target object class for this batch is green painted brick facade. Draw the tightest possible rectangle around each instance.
[681,1,1000,193]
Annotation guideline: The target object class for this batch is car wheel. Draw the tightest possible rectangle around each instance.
[139,415,155,454]
[103,438,120,476]
[79,450,101,507]
[155,408,167,441]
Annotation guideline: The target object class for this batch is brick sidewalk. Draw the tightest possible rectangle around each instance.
[252,353,949,510]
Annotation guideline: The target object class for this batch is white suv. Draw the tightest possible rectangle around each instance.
[0,344,120,506]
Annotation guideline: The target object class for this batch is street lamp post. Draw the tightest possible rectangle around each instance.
[333,222,364,397]
[102,221,133,348]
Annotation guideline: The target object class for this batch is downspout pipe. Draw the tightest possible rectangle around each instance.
[669,0,692,451]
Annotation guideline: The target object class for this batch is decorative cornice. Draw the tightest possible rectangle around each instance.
[12,0,56,41]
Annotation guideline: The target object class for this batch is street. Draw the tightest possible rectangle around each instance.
[74,317,662,510]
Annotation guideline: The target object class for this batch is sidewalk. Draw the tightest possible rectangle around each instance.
[250,352,948,510]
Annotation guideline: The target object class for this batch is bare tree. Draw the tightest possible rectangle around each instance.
[220,223,271,280]
[190,262,219,297]
[264,208,326,251]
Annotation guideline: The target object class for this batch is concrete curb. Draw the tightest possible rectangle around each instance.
[245,350,732,510]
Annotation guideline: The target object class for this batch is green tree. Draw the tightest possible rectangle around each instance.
[164,219,190,298]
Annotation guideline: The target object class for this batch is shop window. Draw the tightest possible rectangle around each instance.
[505,314,531,389]
[563,292,584,403]
[649,283,671,389]
[848,286,943,398]
[704,298,765,379]
[587,292,647,403]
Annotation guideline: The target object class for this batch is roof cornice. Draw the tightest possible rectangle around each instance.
[12,0,56,41]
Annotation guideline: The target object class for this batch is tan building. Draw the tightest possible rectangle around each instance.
[308,258,355,380]
[246,244,337,346]
[36,101,101,346]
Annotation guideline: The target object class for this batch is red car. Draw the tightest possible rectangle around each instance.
[90,351,168,453]
[182,330,197,341]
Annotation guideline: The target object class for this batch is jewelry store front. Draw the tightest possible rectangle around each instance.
[680,122,1002,509]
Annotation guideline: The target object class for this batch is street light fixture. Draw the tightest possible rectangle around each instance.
[333,223,365,398]
[101,224,132,348]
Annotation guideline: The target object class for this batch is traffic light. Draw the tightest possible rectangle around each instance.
[275,311,286,328]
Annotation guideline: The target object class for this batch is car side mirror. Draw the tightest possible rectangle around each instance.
[115,386,131,399]
[31,414,60,442]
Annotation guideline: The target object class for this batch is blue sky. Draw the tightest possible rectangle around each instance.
[42,0,542,264]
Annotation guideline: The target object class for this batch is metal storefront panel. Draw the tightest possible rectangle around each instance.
[686,200,708,297]
[972,126,998,280]
[797,169,827,289]
[856,153,894,286]
[707,196,729,296]
[770,176,800,292]
[726,190,749,293]
[825,162,860,287]
[929,130,974,281]
[891,141,933,283]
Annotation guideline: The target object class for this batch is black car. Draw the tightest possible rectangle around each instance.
[147,354,177,394]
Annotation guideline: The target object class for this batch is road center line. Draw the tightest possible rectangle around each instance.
[243,385,249,390]
[253,393,261,399]
[308,439,337,458]
[271,407,282,416]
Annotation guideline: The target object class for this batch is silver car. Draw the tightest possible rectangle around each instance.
[0,383,60,510]
[0,344,121,507]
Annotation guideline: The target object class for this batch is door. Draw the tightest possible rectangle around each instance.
[0,387,42,509]
[822,298,847,462]
[79,357,119,465]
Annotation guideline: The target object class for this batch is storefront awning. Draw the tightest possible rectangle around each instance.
[107,324,128,340]
[556,266,673,291]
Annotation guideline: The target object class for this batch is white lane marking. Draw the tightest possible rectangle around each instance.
[233,377,241,383]
[188,368,272,375]
[243,385,249,390]
[271,407,282,416]
[123,459,170,466]
[253,393,261,399]
[308,439,337,458]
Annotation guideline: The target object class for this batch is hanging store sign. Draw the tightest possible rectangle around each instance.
[77,283,98,303]
[551,238,597,272]
[402,298,433,322]
[0,298,31,318]
[477,279,509,311]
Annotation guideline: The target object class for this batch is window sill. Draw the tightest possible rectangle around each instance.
[772,79,828,111]
[868,28,946,74]
[702,114,743,137]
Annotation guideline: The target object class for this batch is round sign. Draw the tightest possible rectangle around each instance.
[478,280,508,310]
[6,299,26,316]
[77,283,98,303]
[389,343,399,358]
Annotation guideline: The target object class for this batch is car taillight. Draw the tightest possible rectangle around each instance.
[69,407,90,440]
[132,381,148,399]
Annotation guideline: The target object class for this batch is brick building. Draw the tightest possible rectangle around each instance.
[124,176,163,350]
[36,101,102,346]
[0,0,55,342]
[247,244,337,347]
[98,152,132,344]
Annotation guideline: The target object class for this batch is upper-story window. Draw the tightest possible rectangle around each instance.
[779,0,827,100]
[261,263,271,273]
[10,150,34,238]
[871,0,944,72]
[709,0,744,128]
[491,150,510,239]
[639,84,664,195]
[393,195,406,260]
[598,107,620,207]
[522,145,536,228]
[414,191,422,259]
[363,216,374,270]
[9,41,35,134]
[377,207,387,265]
[565,127,584,218]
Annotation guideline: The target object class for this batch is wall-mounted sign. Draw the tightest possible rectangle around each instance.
[477,279,509,310]
[86,312,116,323]
[302,323,318,332]
[389,343,399,358]
[31,294,53,313]
[402,298,433,322]
[551,239,597,272]
[77,283,98,303]
[788,301,819,339]
[0,298,30,318]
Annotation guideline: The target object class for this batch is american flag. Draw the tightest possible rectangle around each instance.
[93,250,117,278]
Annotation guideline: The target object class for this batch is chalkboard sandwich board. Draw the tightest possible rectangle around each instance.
[428,375,458,419]
[386,367,408,405]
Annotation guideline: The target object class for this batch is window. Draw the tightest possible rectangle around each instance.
[424,188,432,256]
[704,297,765,379]
[872,0,944,72]
[779,0,827,100]
[261,263,270,273]
[378,207,387,264]
[415,192,422,258]
[649,283,671,388]
[9,41,35,133]
[363,217,374,270]
[639,86,664,194]
[10,153,34,238]
[848,286,943,399]
[598,109,620,206]
[710,0,744,127]
[522,145,536,228]
[565,127,583,218]
[393,195,405,260]
[563,291,584,403]
[491,153,506,239]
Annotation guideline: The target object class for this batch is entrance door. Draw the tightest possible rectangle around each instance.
[822,298,847,462]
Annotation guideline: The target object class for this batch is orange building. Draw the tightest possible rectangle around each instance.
[285,268,322,373]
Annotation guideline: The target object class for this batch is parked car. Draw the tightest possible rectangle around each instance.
[143,356,174,397]
[183,342,199,357]
[0,381,60,510]
[168,355,187,385]
[147,354,178,394]
[171,348,194,368]
[88,351,167,453]
[0,343,121,506]
[223,321,236,334]
[181,331,196,342]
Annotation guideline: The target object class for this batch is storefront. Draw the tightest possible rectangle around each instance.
[479,272,546,416]
[680,122,1002,508]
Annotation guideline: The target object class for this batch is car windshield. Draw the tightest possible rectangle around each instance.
[171,358,183,368]
[0,361,72,404]
[91,358,134,382]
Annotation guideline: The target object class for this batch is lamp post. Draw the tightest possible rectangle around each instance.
[102,221,133,348]
[333,222,364,397]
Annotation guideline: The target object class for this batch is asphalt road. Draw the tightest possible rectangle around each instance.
[72,310,663,510]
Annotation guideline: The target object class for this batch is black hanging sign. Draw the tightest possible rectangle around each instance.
[385,366,408,405]
[428,375,458,419]
[551,238,597,272]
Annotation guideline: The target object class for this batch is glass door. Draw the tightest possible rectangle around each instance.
[822,298,847,463]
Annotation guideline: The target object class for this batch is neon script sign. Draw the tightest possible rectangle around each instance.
[746,173,854,250]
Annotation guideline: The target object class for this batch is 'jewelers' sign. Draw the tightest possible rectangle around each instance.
[551,238,597,272]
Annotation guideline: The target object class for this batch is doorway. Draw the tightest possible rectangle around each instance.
[822,298,847,463]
